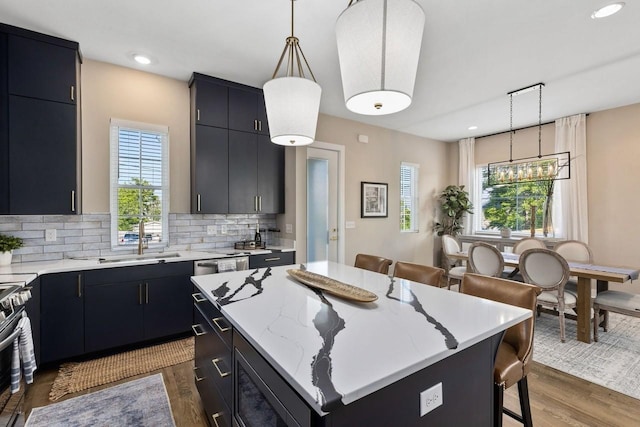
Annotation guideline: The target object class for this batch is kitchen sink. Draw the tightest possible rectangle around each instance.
[97,252,181,263]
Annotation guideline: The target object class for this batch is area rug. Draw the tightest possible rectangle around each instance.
[533,312,640,400]
[27,373,175,426]
[49,337,194,401]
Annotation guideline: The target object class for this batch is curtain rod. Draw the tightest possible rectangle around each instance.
[476,113,589,140]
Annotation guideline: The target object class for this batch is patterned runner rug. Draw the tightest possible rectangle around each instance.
[49,337,194,401]
[533,312,640,400]
[28,373,174,426]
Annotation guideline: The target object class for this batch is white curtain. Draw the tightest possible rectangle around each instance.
[554,114,588,242]
[458,137,475,235]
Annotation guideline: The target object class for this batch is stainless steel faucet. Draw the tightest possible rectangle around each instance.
[138,220,145,255]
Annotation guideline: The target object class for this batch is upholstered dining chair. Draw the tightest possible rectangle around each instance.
[354,254,393,275]
[460,273,540,427]
[393,262,445,287]
[519,248,574,342]
[505,238,547,280]
[468,242,505,278]
[441,234,467,290]
[553,240,593,296]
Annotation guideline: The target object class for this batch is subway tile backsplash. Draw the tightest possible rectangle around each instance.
[1,213,278,264]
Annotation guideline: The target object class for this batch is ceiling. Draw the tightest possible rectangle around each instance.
[1,0,639,142]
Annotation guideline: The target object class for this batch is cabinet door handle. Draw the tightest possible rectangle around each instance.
[197,109,200,121]
[258,196,262,212]
[212,317,230,332]
[253,196,258,212]
[254,119,258,131]
[71,190,75,212]
[264,257,281,262]
[211,358,230,378]
[139,283,143,305]
[193,367,205,382]
[212,413,223,427]
[145,283,149,304]
[197,194,201,212]
[70,85,75,101]
[192,292,207,303]
[77,274,82,297]
[258,120,262,132]
[191,324,206,336]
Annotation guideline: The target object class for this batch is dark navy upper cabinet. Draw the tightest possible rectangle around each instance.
[0,24,81,214]
[189,73,283,214]
[8,34,78,105]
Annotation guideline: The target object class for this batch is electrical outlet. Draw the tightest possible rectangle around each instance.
[285,223,293,234]
[220,224,228,235]
[207,225,216,235]
[420,382,443,416]
[45,229,57,242]
[345,221,356,229]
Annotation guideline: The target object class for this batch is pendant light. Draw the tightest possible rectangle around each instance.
[263,0,321,146]
[487,83,571,186]
[335,0,425,115]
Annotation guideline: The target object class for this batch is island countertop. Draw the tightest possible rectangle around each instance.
[191,261,531,415]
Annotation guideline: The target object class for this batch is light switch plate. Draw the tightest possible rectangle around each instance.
[45,229,57,242]
[207,225,216,235]
[345,221,356,229]
[285,224,293,234]
[220,224,228,235]
[420,382,443,417]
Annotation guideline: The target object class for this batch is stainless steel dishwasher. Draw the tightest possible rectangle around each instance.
[194,256,249,275]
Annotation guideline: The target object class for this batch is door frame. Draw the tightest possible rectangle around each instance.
[308,141,345,264]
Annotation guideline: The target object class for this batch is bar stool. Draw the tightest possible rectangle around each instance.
[354,254,392,275]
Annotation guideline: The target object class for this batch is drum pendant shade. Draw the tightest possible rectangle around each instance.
[263,76,322,146]
[336,0,425,115]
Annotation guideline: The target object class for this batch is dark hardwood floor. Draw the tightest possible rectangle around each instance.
[23,359,638,426]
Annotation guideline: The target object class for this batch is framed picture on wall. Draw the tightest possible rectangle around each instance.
[361,182,388,218]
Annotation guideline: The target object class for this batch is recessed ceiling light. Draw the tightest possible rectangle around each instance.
[133,54,152,65]
[591,2,625,19]
[468,126,478,130]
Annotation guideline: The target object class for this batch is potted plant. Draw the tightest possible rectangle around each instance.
[0,233,23,266]
[434,185,473,237]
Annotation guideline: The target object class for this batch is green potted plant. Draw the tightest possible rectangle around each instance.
[0,233,23,266]
[434,185,473,237]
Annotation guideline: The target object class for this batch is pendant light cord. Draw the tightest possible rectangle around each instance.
[509,93,513,162]
[538,84,542,158]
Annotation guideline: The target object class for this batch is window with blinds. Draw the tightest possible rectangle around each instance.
[400,162,419,232]
[110,119,169,248]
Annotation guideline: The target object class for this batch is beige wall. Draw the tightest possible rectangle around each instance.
[81,59,190,213]
[286,114,449,266]
[474,123,556,166]
[587,103,640,276]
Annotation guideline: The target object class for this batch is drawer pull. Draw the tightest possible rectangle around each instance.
[212,412,223,427]
[264,257,281,262]
[212,317,230,332]
[212,358,230,378]
[193,367,205,382]
[192,293,207,303]
[191,324,206,336]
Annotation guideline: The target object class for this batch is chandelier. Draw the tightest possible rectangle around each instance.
[263,0,322,146]
[488,83,570,186]
[335,0,425,115]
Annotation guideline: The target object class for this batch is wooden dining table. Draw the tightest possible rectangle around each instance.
[448,251,640,343]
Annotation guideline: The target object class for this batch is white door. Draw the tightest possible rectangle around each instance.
[307,147,339,262]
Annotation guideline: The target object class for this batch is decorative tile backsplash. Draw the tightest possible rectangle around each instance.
[0,213,278,263]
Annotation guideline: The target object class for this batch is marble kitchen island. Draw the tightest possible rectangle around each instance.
[191,261,531,426]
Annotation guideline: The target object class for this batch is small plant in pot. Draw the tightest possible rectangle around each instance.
[0,234,23,266]
[433,185,473,237]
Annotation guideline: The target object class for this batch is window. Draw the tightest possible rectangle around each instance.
[400,162,419,232]
[110,119,169,248]
[475,166,554,235]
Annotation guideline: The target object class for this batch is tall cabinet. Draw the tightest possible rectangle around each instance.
[0,24,81,214]
[189,73,284,215]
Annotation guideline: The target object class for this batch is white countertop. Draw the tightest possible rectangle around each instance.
[191,261,531,415]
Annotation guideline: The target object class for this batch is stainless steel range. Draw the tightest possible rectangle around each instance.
[0,281,33,427]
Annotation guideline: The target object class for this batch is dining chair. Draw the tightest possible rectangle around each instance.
[354,254,393,275]
[505,238,547,280]
[519,248,574,342]
[393,262,445,287]
[468,242,505,278]
[460,273,540,427]
[441,235,467,290]
[553,240,593,297]
[593,290,640,342]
